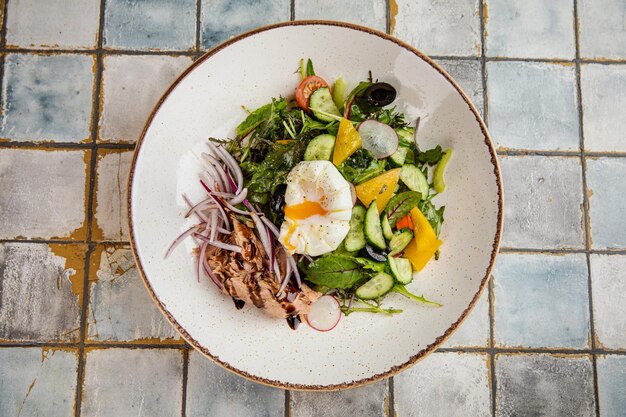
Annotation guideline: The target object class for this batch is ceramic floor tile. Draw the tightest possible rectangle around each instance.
[485,0,575,59]
[104,0,196,51]
[0,347,78,417]
[495,354,595,417]
[87,246,180,342]
[487,61,579,151]
[81,348,183,417]
[499,155,584,249]
[579,0,626,59]
[437,59,484,117]
[0,149,87,240]
[93,150,133,241]
[0,243,84,342]
[99,54,192,143]
[586,158,626,249]
[5,0,100,49]
[590,255,626,349]
[291,381,387,417]
[186,351,284,417]
[202,0,290,49]
[393,0,481,57]
[295,0,386,32]
[0,54,94,143]
[442,291,490,348]
[493,253,590,349]
[581,64,626,152]
[597,355,626,417]
[394,352,491,417]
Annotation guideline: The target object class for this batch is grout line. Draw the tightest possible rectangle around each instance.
[497,149,581,157]
[387,376,395,417]
[500,247,626,255]
[488,278,497,417]
[385,0,391,34]
[74,244,94,417]
[1,47,198,56]
[284,389,291,417]
[573,0,600,413]
[0,0,10,125]
[181,347,189,417]
[195,0,201,53]
[0,238,130,246]
[290,0,295,21]
[0,141,136,149]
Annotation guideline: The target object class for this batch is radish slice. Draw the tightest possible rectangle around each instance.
[357,119,399,159]
[349,183,357,206]
[306,295,342,332]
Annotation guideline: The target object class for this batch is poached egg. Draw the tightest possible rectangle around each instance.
[279,161,352,256]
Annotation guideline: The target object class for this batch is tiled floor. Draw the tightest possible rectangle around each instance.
[0,0,624,416]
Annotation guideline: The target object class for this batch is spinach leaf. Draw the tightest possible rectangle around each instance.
[304,255,367,289]
[384,191,422,227]
[418,199,445,238]
[416,145,444,166]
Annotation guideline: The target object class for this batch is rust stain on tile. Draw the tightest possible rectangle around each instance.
[389,0,398,34]
[41,346,79,363]
[88,245,105,284]
[49,243,88,309]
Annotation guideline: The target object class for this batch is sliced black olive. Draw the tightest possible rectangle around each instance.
[365,244,388,262]
[270,184,287,213]
[363,82,397,107]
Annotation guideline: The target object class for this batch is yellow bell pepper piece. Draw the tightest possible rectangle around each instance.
[404,207,442,271]
[354,168,401,213]
[332,118,362,166]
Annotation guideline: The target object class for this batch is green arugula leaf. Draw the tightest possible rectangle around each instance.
[392,284,441,307]
[416,145,445,166]
[384,191,422,227]
[418,199,445,238]
[235,98,288,138]
[306,58,315,76]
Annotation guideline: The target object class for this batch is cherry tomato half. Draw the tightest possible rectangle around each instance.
[295,75,329,111]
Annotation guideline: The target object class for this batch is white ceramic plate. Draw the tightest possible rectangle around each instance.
[129,21,503,390]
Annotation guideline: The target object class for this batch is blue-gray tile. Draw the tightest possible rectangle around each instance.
[93,151,133,241]
[500,156,584,249]
[0,243,84,342]
[437,59,484,117]
[442,291,490,348]
[394,352,491,417]
[581,64,626,152]
[590,255,626,349]
[295,0,386,32]
[99,54,193,143]
[586,158,626,249]
[485,0,575,59]
[579,0,626,59]
[0,149,88,239]
[5,0,100,49]
[186,351,284,417]
[597,355,626,417]
[291,381,387,417]
[81,348,183,417]
[495,354,595,417]
[0,347,78,417]
[487,61,579,151]
[493,253,590,348]
[393,0,481,57]
[104,0,196,51]
[88,246,180,342]
[202,0,289,49]
[0,54,94,142]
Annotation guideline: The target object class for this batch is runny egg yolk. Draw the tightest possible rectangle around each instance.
[283,200,328,251]
[284,200,328,220]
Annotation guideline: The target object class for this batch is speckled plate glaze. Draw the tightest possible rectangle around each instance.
[128,21,503,390]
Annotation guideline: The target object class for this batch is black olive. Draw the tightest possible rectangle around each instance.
[365,244,388,262]
[270,184,287,213]
[363,82,397,107]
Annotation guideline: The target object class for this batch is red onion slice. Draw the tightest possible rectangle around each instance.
[228,188,248,206]
[165,224,202,258]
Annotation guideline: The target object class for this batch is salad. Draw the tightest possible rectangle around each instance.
[167,59,452,331]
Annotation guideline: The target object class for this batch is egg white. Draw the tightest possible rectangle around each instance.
[279,161,352,256]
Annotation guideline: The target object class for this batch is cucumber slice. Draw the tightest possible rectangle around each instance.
[364,201,386,250]
[310,87,341,122]
[381,215,394,241]
[355,272,395,300]
[400,164,429,196]
[344,205,367,252]
[332,76,347,112]
[388,256,413,284]
[389,146,408,166]
[433,148,453,193]
[304,134,336,161]
[389,230,414,256]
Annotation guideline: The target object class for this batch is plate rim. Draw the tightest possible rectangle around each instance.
[127,19,504,391]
